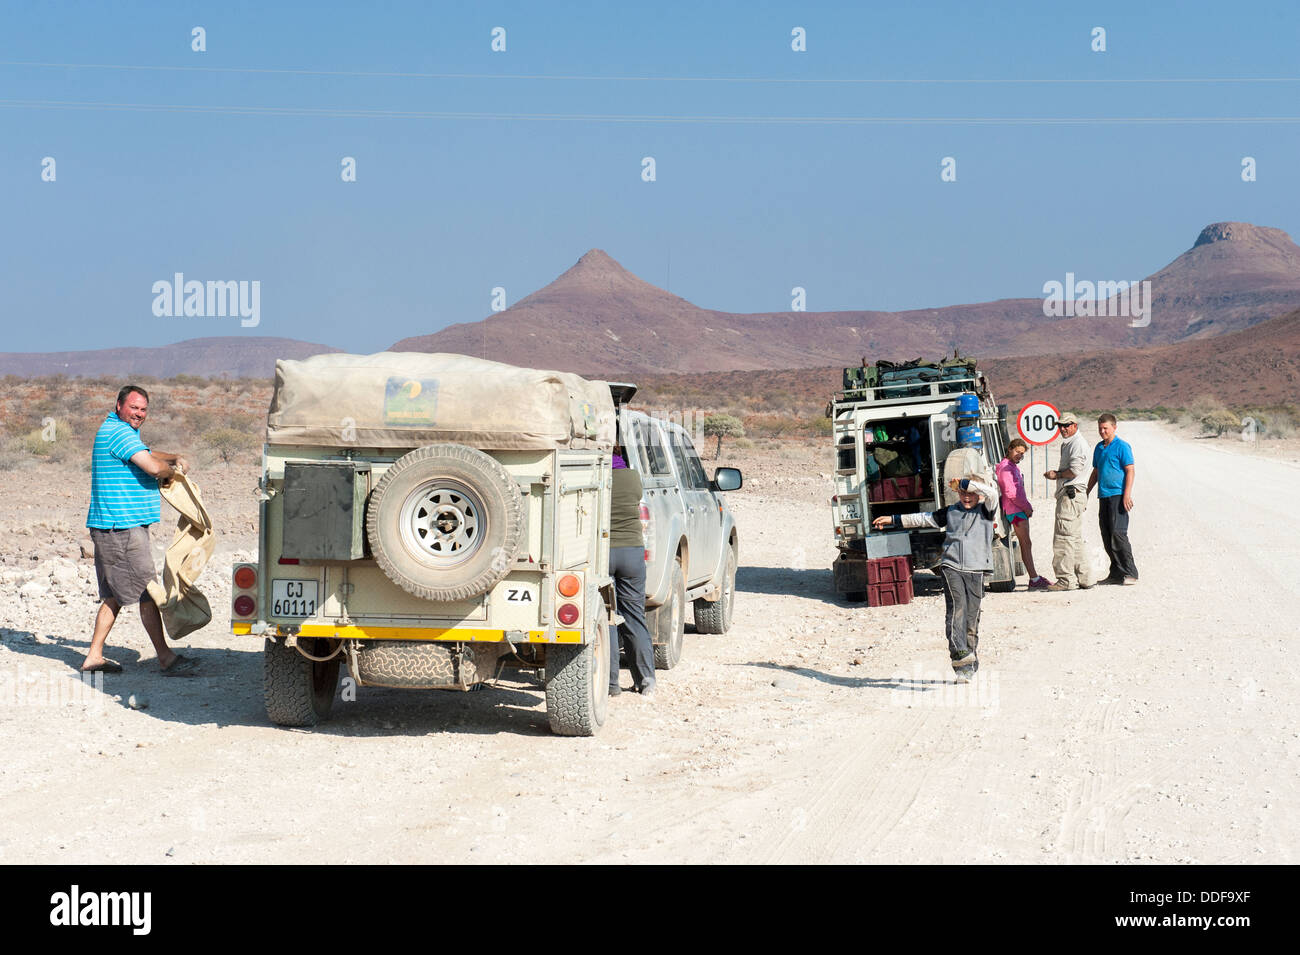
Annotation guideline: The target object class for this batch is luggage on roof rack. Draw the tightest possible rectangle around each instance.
[840,354,981,400]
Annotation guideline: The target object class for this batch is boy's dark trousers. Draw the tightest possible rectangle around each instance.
[939,566,983,659]
[1098,494,1139,580]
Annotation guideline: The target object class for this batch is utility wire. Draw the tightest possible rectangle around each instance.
[2,98,1298,124]
[3,59,1300,85]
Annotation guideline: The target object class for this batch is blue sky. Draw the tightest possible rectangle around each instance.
[3,0,1299,354]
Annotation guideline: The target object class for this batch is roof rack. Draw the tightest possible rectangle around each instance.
[833,374,985,405]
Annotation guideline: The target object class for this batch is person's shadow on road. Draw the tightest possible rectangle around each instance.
[742,660,968,690]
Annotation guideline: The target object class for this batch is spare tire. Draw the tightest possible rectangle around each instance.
[366,444,523,602]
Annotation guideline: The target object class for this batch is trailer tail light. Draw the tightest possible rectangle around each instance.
[232,562,258,623]
[554,572,583,627]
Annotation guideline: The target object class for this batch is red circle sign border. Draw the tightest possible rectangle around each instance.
[1017,400,1062,446]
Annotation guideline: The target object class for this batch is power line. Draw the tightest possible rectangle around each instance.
[3,59,1300,85]
[3,98,1299,125]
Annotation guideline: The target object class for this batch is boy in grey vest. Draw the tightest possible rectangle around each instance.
[873,475,998,681]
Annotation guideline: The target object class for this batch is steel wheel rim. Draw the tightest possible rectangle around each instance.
[398,479,487,566]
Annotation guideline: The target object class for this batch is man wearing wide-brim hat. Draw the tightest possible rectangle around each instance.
[1042,412,1093,591]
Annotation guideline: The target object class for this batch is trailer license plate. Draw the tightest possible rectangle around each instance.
[272,579,318,617]
[841,499,860,520]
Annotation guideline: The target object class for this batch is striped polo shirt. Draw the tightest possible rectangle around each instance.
[86,412,160,529]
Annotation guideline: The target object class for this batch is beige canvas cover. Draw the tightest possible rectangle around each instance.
[146,470,215,640]
[266,352,616,450]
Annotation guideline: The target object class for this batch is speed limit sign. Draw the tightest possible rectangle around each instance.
[1017,401,1060,445]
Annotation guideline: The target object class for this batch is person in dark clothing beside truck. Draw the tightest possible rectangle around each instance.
[873,474,999,681]
[609,448,655,697]
[1088,413,1139,585]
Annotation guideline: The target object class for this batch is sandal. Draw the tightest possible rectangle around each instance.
[161,655,199,676]
[81,659,123,674]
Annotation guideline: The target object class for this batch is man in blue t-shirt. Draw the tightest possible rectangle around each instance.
[82,384,196,675]
[1086,413,1138,585]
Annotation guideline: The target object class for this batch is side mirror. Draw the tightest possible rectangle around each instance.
[713,467,743,491]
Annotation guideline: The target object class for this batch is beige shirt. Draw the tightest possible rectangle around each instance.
[1055,432,1090,497]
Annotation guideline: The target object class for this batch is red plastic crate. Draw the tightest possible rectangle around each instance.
[868,474,924,503]
[867,556,914,606]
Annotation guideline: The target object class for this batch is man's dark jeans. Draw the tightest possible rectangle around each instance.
[1098,494,1139,580]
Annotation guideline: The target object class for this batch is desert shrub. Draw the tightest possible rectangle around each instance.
[15,418,73,456]
[201,427,260,465]
[184,408,220,434]
[702,414,746,458]
[1187,395,1228,421]
[732,437,755,450]
[1199,409,1240,436]
[745,414,796,438]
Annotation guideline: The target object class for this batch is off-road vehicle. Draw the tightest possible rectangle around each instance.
[231,352,620,736]
[828,357,1023,598]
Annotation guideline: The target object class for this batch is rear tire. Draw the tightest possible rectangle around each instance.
[654,558,686,670]
[264,637,340,727]
[694,547,735,634]
[545,612,610,737]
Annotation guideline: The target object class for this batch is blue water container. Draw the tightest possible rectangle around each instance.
[957,393,980,417]
[957,425,983,448]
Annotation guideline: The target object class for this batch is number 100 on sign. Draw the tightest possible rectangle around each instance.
[1017,401,1060,445]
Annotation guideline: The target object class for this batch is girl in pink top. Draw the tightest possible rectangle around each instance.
[997,439,1052,589]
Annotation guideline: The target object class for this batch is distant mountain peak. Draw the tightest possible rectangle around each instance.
[518,248,689,309]
[547,248,642,288]
[574,248,618,269]
[1193,221,1294,249]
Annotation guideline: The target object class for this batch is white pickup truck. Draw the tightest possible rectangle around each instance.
[611,389,742,670]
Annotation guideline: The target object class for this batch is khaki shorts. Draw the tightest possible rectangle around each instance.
[90,526,158,605]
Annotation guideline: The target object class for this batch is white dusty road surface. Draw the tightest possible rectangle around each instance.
[1,422,1296,864]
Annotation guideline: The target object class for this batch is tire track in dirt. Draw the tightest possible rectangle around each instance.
[756,708,961,864]
[1054,697,1172,862]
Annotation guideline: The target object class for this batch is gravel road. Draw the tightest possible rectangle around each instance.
[1,423,1295,863]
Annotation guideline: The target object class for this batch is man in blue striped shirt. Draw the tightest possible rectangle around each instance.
[82,385,196,675]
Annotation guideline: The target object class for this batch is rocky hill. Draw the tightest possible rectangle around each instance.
[4,222,1298,379]
[392,223,1300,375]
[633,305,1300,415]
